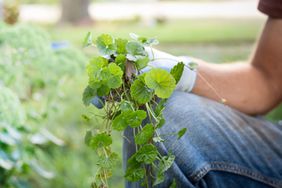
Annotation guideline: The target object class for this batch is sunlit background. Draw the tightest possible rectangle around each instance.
[0,0,281,187]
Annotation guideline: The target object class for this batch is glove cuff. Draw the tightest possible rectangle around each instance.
[177,56,198,93]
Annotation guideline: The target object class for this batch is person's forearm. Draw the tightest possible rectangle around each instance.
[192,61,277,115]
[191,18,282,115]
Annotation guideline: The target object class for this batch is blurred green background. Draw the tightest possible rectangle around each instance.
[0,0,281,187]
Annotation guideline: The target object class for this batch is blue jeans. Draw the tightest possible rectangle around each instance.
[123,91,282,188]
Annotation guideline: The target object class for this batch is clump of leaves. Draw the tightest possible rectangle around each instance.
[0,85,55,187]
[83,33,186,187]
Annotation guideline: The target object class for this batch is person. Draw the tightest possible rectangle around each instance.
[123,0,282,187]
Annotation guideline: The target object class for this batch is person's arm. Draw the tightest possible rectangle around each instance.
[192,18,282,115]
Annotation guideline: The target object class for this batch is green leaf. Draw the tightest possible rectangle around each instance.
[119,100,133,111]
[135,124,154,145]
[177,128,187,139]
[97,84,110,96]
[144,38,159,46]
[129,33,159,46]
[112,112,128,131]
[107,63,123,89]
[170,179,177,188]
[96,34,116,55]
[82,86,96,106]
[156,117,165,129]
[145,68,176,98]
[170,62,184,84]
[83,32,93,47]
[135,144,158,164]
[87,56,108,79]
[116,38,128,54]
[126,41,146,57]
[125,166,145,182]
[89,133,112,149]
[84,130,92,146]
[115,54,126,71]
[81,114,91,122]
[135,57,149,70]
[125,152,145,182]
[127,110,147,128]
[138,37,159,46]
[112,110,147,131]
[130,75,154,104]
[97,152,119,169]
[154,99,167,116]
[87,57,123,94]
[138,36,148,43]
[159,154,175,173]
[96,168,112,179]
[153,172,165,186]
[153,154,175,185]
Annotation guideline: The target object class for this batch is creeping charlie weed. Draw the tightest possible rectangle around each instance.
[83,33,186,188]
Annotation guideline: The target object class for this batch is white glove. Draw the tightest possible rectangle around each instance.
[142,47,197,93]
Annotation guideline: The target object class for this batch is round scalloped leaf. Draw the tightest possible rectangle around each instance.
[116,38,128,54]
[134,124,154,145]
[130,75,153,104]
[97,152,119,169]
[127,110,147,128]
[86,56,108,78]
[115,54,127,71]
[135,144,158,164]
[112,112,128,131]
[145,68,176,98]
[125,166,145,182]
[135,57,149,70]
[107,63,123,89]
[97,84,110,96]
[96,34,116,55]
[112,110,147,131]
[82,86,97,106]
[89,132,112,149]
[126,41,146,57]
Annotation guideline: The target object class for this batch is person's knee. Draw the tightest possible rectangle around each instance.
[165,91,210,116]
[162,91,215,132]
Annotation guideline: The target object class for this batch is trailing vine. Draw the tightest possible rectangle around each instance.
[82,33,187,187]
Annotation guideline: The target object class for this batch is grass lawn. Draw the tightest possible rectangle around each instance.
[46,19,264,45]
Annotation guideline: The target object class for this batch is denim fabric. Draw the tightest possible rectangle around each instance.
[123,91,282,188]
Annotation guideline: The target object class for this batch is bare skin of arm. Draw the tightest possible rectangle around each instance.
[192,18,282,115]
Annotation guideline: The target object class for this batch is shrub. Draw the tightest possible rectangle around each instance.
[0,22,87,187]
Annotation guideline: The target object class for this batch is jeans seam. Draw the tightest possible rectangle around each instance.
[189,161,282,188]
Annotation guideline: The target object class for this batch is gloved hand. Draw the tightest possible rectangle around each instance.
[143,47,197,93]
[90,48,198,109]
[90,96,105,109]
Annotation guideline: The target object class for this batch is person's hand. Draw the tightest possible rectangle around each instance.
[90,48,198,109]
[90,96,105,109]
[143,47,197,93]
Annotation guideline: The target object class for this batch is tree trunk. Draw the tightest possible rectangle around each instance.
[60,0,92,25]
